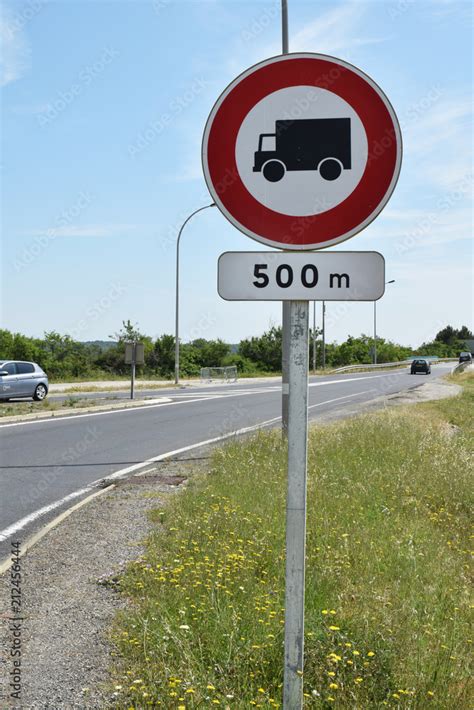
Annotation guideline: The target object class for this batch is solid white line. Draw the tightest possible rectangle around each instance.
[0,372,404,430]
[0,487,113,575]
[0,487,93,542]
[308,374,400,388]
[0,416,279,542]
[308,389,375,410]
[0,387,379,544]
[0,395,223,429]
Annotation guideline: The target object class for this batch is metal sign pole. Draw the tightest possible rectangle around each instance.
[131,342,136,400]
[312,301,317,374]
[283,300,309,708]
[281,0,290,438]
[322,301,326,369]
[373,301,377,365]
[281,4,308,706]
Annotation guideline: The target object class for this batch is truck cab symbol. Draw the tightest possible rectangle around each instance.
[253,117,351,182]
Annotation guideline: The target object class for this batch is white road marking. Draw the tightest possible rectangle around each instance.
[0,487,93,542]
[308,389,375,410]
[0,395,225,429]
[0,372,408,430]
[0,388,377,544]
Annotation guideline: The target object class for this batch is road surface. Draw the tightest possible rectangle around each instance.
[0,366,452,561]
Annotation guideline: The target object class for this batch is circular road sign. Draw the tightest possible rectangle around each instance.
[202,53,402,250]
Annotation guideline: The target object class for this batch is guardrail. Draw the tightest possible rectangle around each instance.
[329,357,458,375]
[330,361,411,374]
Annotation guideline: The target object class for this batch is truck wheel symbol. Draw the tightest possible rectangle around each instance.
[262,160,286,182]
[318,158,343,181]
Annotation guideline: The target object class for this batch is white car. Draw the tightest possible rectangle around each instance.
[0,361,49,401]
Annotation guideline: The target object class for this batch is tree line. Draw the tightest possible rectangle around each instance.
[0,322,471,381]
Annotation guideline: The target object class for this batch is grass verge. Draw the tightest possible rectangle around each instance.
[0,395,140,418]
[112,373,473,709]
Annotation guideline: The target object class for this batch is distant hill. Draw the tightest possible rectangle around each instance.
[82,340,117,351]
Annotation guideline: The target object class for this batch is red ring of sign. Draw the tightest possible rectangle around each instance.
[203,54,402,250]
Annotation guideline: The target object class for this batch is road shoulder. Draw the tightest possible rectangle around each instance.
[0,377,461,707]
[0,458,202,709]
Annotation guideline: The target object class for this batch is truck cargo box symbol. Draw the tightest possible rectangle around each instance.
[253,117,352,182]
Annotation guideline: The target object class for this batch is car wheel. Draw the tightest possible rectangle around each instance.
[33,384,47,401]
[262,160,285,182]
[319,158,343,181]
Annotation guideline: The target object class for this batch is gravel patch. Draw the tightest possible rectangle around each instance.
[315,377,461,424]
[0,457,205,709]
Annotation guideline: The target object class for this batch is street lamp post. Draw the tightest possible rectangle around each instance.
[373,280,395,365]
[321,300,326,369]
[312,301,317,374]
[175,203,215,384]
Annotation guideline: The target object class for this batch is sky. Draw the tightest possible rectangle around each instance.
[1,0,472,348]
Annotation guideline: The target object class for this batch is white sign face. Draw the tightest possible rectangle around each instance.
[235,86,368,217]
[218,251,385,301]
[203,53,402,250]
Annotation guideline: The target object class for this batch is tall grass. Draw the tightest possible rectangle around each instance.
[112,374,473,708]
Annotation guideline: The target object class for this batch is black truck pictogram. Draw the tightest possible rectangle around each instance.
[253,117,351,182]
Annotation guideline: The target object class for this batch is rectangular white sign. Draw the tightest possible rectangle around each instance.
[218,251,385,301]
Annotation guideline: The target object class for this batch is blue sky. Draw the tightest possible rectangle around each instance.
[1,0,472,347]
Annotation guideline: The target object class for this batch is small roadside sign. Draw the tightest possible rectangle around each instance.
[124,342,144,400]
[125,342,144,365]
[218,251,385,301]
[202,53,402,250]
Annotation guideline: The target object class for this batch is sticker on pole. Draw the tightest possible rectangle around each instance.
[202,53,402,250]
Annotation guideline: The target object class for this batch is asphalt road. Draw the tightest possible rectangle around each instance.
[0,366,452,561]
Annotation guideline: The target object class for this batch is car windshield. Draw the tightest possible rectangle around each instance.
[414,360,426,364]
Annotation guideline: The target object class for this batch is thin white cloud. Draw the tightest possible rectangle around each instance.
[369,205,472,248]
[289,2,386,56]
[172,1,386,184]
[403,96,472,156]
[427,0,473,20]
[24,224,138,238]
[0,4,31,87]
[400,92,472,191]
[9,101,51,115]
[245,1,388,61]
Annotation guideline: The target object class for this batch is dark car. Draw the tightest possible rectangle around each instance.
[459,352,472,363]
[411,359,431,375]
